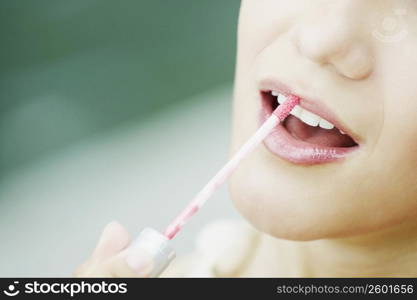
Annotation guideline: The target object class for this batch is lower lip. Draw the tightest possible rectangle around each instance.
[260,99,359,165]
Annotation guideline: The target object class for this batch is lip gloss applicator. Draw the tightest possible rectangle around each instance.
[127,95,300,277]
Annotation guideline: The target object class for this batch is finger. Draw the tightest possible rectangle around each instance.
[106,249,154,278]
[83,264,114,278]
[91,221,131,261]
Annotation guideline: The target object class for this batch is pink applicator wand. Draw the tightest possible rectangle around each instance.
[127,95,300,277]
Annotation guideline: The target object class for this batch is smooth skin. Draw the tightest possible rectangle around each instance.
[74,222,152,277]
[231,0,417,276]
[76,0,417,277]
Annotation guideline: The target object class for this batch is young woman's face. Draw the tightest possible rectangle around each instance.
[231,0,417,240]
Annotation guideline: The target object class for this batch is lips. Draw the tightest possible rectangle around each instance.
[259,84,359,165]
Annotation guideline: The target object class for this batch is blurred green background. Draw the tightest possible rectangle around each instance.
[0,0,241,276]
[1,0,239,174]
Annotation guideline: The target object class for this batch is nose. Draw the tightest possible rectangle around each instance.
[293,1,374,80]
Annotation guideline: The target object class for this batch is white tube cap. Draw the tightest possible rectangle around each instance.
[127,227,176,277]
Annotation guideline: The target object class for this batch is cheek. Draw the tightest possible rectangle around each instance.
[373,117,417,206]
[238,0,308,61]
[371,70,417,201]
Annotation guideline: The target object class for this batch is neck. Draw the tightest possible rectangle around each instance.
[244,221,417,277]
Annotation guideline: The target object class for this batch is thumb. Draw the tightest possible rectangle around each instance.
[91,221,131,261]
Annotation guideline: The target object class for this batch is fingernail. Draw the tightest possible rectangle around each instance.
[125,248,153,276]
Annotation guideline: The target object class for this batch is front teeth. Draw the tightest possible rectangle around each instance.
[277,94,287,104]
[271,91,335,130]
[300,110,320,126]
[319,118,334,130]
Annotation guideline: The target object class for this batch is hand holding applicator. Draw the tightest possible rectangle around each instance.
[124,95,300,277]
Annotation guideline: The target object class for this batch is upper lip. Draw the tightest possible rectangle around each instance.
[258,78,361,144]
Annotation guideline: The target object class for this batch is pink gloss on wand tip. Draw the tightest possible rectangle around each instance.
[163,95,300,240]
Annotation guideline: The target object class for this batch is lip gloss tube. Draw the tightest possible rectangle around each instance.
[126,228,175,277]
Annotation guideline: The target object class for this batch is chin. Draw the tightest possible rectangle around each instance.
[229,171,410,242]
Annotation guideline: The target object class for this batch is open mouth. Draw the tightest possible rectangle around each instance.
[260,90,359,164]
